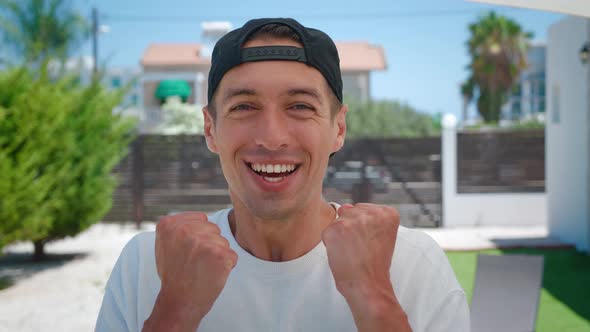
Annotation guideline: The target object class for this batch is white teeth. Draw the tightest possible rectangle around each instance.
[250,163,297,174]
[264,176,284,182]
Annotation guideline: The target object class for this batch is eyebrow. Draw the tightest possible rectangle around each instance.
[287,88,324,105]
[221,87,324,105]
[221,88,257,104]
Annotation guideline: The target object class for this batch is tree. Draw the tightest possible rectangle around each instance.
[345,98,440,138]
[462,11,533,123]
[0,67,136,259]
[0,0,89,65]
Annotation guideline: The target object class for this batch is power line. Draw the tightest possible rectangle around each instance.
[102,7,523,23]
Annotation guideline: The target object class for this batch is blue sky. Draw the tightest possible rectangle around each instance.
[72,0,563,117]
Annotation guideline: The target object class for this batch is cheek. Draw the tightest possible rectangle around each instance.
[294,128,333,161]
[214,125,247,162]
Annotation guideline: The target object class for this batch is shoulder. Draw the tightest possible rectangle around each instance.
[392,227,469,331]
[122,207,231,254]
[393,226,462,291]
[396,226,446,267]
[207,208,231,227]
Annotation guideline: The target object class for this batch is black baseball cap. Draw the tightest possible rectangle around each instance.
[207,18,343,104]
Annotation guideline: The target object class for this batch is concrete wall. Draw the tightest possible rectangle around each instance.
[546,16,590,252]
[442,114,547,227]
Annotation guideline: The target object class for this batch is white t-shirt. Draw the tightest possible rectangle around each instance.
[96,206,470,332]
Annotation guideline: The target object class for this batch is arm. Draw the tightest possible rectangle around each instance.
[341,280,412,332]
[322,203,412,332]
[141,212,237,332]
[141,290,204,332]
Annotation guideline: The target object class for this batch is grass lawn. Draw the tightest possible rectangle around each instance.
[446,248,590,332]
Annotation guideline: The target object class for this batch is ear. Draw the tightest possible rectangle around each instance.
[203,106,219,154]
[331,104,348,153]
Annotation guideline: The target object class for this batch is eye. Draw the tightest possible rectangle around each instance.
[288,104,315,111]
[230,104,256,112]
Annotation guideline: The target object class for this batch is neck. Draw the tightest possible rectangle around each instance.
[228,196,336,262]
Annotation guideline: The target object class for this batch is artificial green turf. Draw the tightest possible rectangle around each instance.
[446,248,590,332]
[0,276,13,291]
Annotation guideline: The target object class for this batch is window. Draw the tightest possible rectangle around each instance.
[111,77,122,88]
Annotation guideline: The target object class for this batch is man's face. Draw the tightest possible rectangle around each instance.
[203,37,347,220]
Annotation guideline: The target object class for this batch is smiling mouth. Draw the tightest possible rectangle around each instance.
[246,162,300,183]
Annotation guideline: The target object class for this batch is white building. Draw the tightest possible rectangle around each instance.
[546,15,590,253]
[503,44,547,121]
[138,22,387,133]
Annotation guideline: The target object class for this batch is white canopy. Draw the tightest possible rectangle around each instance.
[467,0,590,18]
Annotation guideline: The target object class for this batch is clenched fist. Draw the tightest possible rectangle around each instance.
[143,212,238,332]
[322,203,409,331]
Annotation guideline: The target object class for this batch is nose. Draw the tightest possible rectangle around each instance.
[253,108,290,151]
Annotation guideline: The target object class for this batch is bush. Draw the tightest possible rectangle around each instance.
[345,98,440,138]
[158,96,204,134]
[0,67,136,258]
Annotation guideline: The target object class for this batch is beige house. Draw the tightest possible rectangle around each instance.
[140,41,386,119]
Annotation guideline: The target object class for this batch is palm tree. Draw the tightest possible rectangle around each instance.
[0,0,89,65]
[462,11,533,123]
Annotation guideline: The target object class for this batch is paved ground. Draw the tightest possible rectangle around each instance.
[0,222,566,332]
[417,225,567,251]
[0,223,155,332]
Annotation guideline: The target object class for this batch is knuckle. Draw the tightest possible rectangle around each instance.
[176,222,193,235]
[321,226,337,242]
[156,216,170,231]
[384,205,400,222]
[187,211,208,221]
[219,236,230,248]
[206,223,222,234]
[229,249,238,262]
[226,249,238,267]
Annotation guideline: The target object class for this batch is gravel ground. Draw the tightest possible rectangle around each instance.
[0,222,557,331]
[0,223,154,332]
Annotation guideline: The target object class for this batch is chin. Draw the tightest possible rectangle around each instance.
[245,199,298,221]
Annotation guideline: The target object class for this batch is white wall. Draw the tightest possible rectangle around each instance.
[442,115,547,227]
[546,16,590,253]
[342,72,369,102]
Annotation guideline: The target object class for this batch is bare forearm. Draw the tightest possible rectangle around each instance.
[342,282,412,332]
[142,291,204,332]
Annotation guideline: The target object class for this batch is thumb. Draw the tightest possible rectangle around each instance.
[337,203,354,216]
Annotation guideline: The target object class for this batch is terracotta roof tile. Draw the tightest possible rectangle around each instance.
[141,43,210,66]
[141,41,386,71]
[336,41,387,71]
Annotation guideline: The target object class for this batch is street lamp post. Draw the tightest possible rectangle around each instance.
[583,35,590,253]
[92,7,98,75]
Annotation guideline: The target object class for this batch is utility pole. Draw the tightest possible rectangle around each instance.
[92,7,98,75]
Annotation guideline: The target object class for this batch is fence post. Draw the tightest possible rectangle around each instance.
[352,162,373,203]
[132,135,145,229]
[442,114,458,227]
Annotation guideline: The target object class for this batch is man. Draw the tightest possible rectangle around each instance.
[96,18,469,332]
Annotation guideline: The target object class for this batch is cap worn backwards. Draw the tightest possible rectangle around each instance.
[207,18,343,104]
